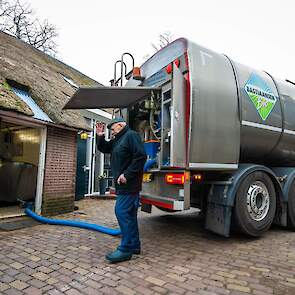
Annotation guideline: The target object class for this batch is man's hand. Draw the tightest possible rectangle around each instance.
[117,174,127,185]
[96,122,105,136]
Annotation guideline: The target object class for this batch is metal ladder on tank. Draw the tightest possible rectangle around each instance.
[110,52,135,87]
[109,52,135,118]
[107,53,135,194]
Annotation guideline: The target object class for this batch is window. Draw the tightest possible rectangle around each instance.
[12,87,52,122]
[62,75,79,88]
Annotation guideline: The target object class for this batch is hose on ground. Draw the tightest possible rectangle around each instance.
[25,207,121,236]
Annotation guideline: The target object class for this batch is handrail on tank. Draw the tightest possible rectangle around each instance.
[120,53,134,86]
[286,79,295,86]
[112,60,127,86]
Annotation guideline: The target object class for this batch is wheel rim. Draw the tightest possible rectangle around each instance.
[246,181,270,221]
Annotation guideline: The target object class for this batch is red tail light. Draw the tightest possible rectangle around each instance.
[165,173,185,185]
[166,63,172,74]
[174,58,180,68]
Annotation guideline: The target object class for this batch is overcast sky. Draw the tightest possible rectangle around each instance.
[28,0,294,85]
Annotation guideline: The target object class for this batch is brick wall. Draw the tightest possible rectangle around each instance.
[42,126,77,215]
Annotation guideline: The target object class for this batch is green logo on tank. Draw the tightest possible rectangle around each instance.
[244,74,277,121]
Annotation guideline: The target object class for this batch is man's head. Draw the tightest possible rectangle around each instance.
[107,117,127,137]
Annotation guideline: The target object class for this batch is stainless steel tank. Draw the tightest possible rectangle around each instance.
[0,161,37,202]
[64,38,295,169]
[186,40,295,169]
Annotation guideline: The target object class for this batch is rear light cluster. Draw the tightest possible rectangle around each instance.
[166,58,181,74]
[193,174,202,181]
[165,173,203,185]
[165,173,185,185]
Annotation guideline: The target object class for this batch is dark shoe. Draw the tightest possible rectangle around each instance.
[132,248,141,255]
[117,246,141,255]
[106,250,132,263]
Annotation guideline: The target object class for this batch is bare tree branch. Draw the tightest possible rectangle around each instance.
[152,32,174,51]
[0,0,58,56]
[143,31,174,62]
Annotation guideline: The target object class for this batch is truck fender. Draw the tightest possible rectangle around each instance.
[271,167,295,227]
[271,167,295,202]
[205,164,285,237]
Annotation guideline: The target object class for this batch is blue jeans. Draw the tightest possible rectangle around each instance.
[115,193,140,253]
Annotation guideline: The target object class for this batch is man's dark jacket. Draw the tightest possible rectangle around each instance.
[96,126,147,194]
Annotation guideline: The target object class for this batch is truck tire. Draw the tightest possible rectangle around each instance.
[233,171,276,237]
[287,180,295,229]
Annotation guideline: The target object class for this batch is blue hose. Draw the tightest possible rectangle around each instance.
[25,208,121,236]
[144,158,157,172]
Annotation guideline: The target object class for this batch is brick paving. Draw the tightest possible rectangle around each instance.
[0,198,295,294]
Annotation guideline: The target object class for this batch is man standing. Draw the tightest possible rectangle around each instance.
[96,118,147,263]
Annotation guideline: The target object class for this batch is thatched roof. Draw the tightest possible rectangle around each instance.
[0,32,104,130]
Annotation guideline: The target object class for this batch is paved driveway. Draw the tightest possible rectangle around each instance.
[0,199,295,295]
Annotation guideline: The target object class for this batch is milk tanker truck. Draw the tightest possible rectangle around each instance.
[64,38,295,237]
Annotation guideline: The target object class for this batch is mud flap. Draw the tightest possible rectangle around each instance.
[205,184,233,237]
[141,202,152,213]
[273,202,287,226]
[205,203,232,237]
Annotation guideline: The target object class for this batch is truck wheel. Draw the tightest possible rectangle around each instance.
[233,171,276,237]
[287,180,295,229]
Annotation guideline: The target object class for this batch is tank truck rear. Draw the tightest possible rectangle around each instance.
[64,38,295,237]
